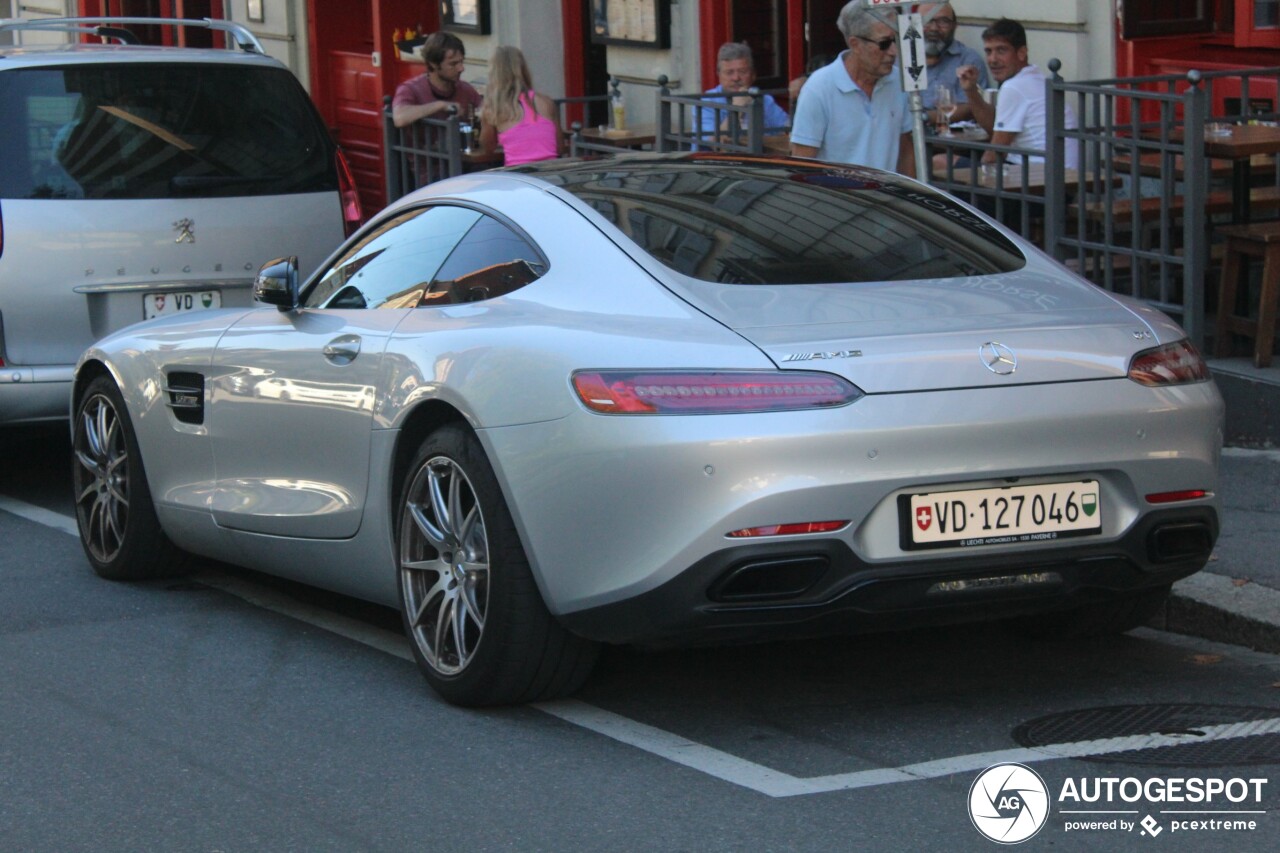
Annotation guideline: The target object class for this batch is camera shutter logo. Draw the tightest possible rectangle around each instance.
[968,763,1050,844]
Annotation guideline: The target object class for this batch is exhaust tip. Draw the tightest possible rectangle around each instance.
[709,556,829,602]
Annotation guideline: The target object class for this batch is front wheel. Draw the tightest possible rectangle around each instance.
[71,375,188,579]
[397,425,599,706]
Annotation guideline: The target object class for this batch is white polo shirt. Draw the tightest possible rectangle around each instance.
[790,52,912,172]
[995,64,1079,169]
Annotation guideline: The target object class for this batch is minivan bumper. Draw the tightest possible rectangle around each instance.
[0,364,74,425]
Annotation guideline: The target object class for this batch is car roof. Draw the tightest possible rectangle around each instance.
[0,43,282,68]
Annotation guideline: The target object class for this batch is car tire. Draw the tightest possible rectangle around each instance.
[72,375,189,580]
[1004,584,1172,639]
[396,425,599,706]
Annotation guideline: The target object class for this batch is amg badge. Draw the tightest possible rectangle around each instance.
[782,349,863,362]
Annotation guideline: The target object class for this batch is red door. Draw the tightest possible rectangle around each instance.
[308,0,438,217]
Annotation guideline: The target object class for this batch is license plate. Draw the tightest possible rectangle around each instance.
[143,290,221,320]
[902,480,1101,550]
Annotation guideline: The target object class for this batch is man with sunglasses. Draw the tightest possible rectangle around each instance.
[790,0,914,176]
[919,2,987,125]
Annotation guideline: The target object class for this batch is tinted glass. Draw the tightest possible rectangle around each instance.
[304,206,482,309]
[427,215,546,305]
[533,159,1026,282]
[0,63,336,199]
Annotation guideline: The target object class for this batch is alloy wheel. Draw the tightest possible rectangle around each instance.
[400,455,490,676]
[73,393,130,564]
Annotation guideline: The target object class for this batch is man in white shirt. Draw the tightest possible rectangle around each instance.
[958,18,1078,169]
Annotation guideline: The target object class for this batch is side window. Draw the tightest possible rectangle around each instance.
[303,206,482,309]
[423,215,547,305]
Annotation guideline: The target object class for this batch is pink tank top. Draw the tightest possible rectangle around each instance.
[498,91,559,166]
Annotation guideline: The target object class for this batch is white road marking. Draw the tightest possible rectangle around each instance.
[531,703,1280,797]
[0,495,81,537]
[6,497,1279,798]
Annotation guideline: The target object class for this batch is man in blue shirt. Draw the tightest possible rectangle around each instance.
[919,2,988,124]
[790,0,914,175]
[697,42,790,145]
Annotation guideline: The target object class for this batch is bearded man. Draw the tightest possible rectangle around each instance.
[919,2,987,124]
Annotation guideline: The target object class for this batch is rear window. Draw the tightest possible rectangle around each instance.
[534,159,1026,283]
[0,63,336,199]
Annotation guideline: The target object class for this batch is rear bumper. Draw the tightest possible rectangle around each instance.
[559,506,1218,645]
[0,365,74,424]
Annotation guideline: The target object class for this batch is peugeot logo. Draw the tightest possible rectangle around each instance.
[173,218,195,244]
[979,341,1017,375]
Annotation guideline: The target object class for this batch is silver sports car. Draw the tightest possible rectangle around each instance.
[72,155,1222,706]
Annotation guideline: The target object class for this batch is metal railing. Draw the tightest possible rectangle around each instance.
[383,95,464,203]
[654,75,790,154]
[1041,64,1280,348]
[928,137,1054,241]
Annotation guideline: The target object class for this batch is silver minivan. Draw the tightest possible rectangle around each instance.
[0,17,360,424]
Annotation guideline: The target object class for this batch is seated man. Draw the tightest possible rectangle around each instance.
[697,42,789,145]
[918,3,988,125]
[959,18,1078,169]
[392,32,483,128]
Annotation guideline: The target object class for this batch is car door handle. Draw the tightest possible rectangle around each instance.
[323,335,361,365]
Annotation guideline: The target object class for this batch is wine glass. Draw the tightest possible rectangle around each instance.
[935,86,956,137]
[459,118,475,154]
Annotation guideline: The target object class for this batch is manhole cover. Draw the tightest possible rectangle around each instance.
[1013,704,1280,767]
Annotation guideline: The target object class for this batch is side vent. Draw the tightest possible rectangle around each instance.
[165,372,205,425]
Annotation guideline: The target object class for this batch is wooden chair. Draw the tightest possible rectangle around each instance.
[1214,221,1280,367]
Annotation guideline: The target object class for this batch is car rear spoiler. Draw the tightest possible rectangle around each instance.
[0,16,266,54]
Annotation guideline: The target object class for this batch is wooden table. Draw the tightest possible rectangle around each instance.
[577,124,656,149]
[461,148,503,169]
[762,133,792,155]
[933,163,1093,196]
[1166,124,1280,222]
[1111,151,1240,181]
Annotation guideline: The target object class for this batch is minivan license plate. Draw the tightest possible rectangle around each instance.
[143,290,220,320]
[903,480,1101,550]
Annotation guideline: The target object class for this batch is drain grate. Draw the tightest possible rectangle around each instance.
[1013,704,1280,767]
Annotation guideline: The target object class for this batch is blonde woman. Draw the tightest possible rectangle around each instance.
[479,46,562,165]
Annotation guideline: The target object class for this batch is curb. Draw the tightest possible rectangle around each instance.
[1154,572,1280,654]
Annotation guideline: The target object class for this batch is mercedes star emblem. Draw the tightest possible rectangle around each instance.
[979,341,1017,375]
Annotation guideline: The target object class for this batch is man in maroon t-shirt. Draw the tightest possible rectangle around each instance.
[392,32,483,127]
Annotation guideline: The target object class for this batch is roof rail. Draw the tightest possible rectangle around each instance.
[0,17,265,54]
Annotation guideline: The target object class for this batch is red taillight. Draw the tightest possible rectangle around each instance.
[1146,490,1209,504]
[1128,340,1211,386]
[335,148,363,236]
[727,521,848,538]
[571,370,863,414]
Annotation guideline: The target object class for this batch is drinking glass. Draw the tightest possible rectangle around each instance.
[935,86,956,137]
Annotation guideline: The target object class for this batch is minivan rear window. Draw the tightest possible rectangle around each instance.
[0,63,337,199]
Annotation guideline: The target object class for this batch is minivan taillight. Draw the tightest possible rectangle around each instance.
[335,148,363,236]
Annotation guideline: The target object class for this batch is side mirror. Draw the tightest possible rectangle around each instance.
[253,257,299,311]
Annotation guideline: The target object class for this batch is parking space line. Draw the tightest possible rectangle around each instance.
[0,495,80,536]
[535,700,1280,797]
[8,497,1280,798]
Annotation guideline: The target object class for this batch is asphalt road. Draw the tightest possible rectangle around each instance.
[2,424,1279,851]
